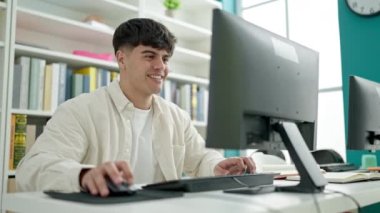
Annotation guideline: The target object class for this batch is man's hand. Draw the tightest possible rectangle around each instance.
[214,157,256,176]
[80,161,133,197]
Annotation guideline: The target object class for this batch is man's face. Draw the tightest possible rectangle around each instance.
[117,45,170,97]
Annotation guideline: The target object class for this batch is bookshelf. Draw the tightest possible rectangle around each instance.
[0,0,221,208]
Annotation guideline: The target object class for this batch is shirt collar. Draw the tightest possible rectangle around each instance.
[107,80,133,113]
[107,80,163,117]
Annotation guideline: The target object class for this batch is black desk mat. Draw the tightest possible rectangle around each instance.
[44,190,183,204]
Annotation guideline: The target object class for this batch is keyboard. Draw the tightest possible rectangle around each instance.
[143,173,274,192]
[319,163,358,172]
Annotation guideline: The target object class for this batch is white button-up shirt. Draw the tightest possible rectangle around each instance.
[16,81,224,192]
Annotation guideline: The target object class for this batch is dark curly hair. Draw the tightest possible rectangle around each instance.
[113,18,177,56]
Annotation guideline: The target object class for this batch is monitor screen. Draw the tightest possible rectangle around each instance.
[347,76,380,150]
[206,9,319,152]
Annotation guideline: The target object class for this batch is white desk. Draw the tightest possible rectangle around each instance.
[3,181,380,213]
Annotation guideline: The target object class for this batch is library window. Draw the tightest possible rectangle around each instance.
[239,0,345,159]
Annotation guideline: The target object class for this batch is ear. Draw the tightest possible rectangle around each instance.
[116,49,126,68]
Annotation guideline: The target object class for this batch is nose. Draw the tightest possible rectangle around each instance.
[152,58,166,70]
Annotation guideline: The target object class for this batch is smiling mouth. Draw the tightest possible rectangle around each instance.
[147,74,164,81]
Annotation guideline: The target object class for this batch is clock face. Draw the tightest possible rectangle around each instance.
[346,0,380,16]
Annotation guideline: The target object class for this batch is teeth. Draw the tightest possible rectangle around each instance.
[148,74,162,80]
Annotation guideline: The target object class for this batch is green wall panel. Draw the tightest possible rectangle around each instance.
[338,0,380,166]
[221,0,237,14]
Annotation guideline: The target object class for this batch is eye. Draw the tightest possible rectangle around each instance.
[144,54,154,60]
[163,57,169,64]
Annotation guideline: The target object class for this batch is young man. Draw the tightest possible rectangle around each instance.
[16,18,255,197]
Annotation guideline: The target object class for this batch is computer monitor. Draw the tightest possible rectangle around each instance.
[206,9,327,192]
[348,76,380,150]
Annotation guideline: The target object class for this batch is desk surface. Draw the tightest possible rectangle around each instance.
[3,180,380,213]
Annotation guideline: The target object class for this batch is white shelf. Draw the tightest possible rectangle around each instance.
[146,11,211,41]
[15,44,119,70]
[0,41,4,47]
[168,72,209,86]
[30,0,139,21]
[0,1,6,9]
[173,46,210,64]
[193,121,207,128]
[11,109,53,117]
[17,7,114,47]
[182,0,222,10]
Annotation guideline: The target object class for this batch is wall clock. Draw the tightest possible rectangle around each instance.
[346,0,380,16]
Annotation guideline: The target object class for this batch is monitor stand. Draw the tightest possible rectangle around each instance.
[223,121,326,195]
[273,121,327,193]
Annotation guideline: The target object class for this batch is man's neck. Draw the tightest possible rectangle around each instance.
[132,96,152,110]
[119,81,152,110]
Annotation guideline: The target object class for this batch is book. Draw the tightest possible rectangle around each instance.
[13,114,27,169]
[50,63,61,112]
[74,67,97,92]
[180,84,191,115]
[258,164,299,179]
[110,71,119,82]
[323,172,380,183]
[196,86,204,122]
[71,73,83,97]
[12,64,22,108]
[191,84,198,120]
[65,67,73,100]
[26,124,37,154]
[286,171,380,183]
[99,68,111,87]
[57,63,67,105]
[43,63,60,112]
[203,89,209,123]
[82,75,90,93]
[9,114,16,170]
[73,50,114,61]
[43,64,53,111]
[15,56,31,109]
[163,80,172,102]
[29,58,46,110]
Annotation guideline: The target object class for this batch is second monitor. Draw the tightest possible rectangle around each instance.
[348,76,380,151]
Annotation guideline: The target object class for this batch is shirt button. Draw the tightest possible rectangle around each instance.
[127,103,133,109]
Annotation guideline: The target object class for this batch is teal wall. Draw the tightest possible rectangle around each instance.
[338,0,380,166]
[221,0,237,14]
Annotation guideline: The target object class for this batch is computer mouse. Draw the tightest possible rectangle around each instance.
[311,149,344,164]
[105,177,137,196]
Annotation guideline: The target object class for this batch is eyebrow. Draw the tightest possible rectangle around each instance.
[141,50,170,57]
